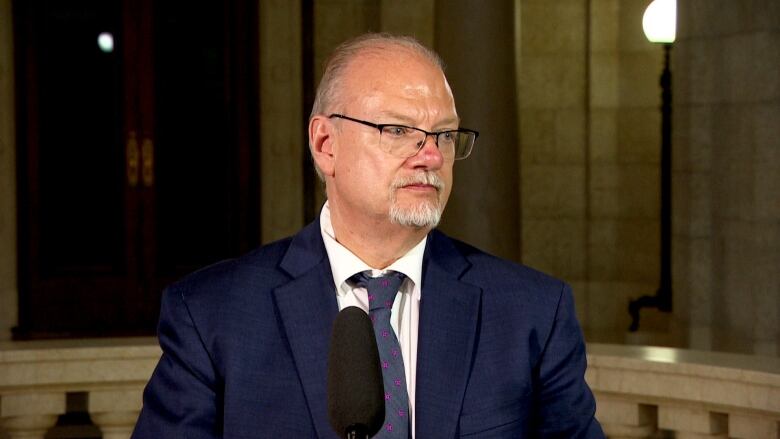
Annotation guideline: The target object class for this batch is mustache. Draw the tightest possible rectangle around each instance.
[391,172,445,192]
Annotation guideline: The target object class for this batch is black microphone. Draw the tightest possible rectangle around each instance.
[327,306,385,439]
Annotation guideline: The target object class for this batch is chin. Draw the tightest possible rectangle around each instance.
[389,201,442,228]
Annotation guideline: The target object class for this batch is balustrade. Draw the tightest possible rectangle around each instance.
[1,339,778,438]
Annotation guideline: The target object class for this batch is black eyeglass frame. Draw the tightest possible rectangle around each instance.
[328,113,479,160]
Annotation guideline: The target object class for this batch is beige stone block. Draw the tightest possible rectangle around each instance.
[753,103,780,166]
[91,411,140,439]
[618,52,664,108]
[589,109,617,164]
[729,413,779,439]
[521,164,585,217]
[589,0,618,52]
[708,32,780,104]
[753,31,780,100]
[521,218,586,280]
[671,171,691,236]
[89,389,143,412]
[755,163,780,221]
[712,164,753,222]
[679,104,713,172]
[688,325,713,351]
[260,0,305,244]
[554,109,586,164]
[720,34,771,104]
[590,164,660,219]
[657,406,727,435]
[590,53,619,108]
[588,219,660,282]
[520,0,587,54]
[616,108,660,165]
[674,171,711,238]
[0,393,65,417]
[595,396,656,426]
[519,55,586,109]
[520,109,556,164]
[686,238,713,327]
[681,39,718,106]
[380,0,434,47]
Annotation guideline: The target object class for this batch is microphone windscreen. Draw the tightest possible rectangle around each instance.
[327,306,385,437]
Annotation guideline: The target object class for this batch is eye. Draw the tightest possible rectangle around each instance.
[438,131,457,144]
[382,125,411,137]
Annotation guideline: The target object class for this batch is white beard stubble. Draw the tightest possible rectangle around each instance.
[388,171,445,228]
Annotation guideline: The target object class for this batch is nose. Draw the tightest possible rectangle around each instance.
[409,134,444,169]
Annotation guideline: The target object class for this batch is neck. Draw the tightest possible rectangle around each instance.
[328,204,429,269]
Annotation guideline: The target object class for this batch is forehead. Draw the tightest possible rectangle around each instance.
[338,47,457,117]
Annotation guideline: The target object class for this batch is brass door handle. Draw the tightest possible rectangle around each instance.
[141,138,154,188]
[126,131,140,187]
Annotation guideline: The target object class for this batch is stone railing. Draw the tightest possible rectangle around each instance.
[0,339,778,438]
[0,337,160,439]
[588,343,780,438]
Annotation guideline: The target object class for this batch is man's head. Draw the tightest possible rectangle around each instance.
[308,33,461,232]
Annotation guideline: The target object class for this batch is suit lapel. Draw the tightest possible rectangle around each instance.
[273,220,340,439]
[415,231,481,439]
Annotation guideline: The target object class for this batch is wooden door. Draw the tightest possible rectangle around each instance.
[14,0,258,339]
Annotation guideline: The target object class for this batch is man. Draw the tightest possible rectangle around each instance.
[132,33,604,438]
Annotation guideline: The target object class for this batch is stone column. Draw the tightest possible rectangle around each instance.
[674,0,780,355]
[595,395,657,438]
[434,0,520,262]
[89,389,144,439]
[260,0,305,243]
[0,393,65,439]
[658,405,728,438]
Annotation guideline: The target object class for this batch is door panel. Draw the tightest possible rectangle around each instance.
[14,0,258,339]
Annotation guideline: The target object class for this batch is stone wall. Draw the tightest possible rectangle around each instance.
[518,0,666,343]
[673,0,780,355]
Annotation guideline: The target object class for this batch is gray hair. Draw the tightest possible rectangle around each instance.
[310,33,445,119]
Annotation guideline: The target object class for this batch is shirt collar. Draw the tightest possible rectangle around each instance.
[319,201,426,298]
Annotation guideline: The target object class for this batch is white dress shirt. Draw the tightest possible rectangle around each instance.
[320,201,424,437]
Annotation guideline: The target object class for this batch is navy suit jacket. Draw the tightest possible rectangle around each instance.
[132,220,604,438]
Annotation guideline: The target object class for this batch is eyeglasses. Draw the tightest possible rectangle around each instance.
[329,114,479,161]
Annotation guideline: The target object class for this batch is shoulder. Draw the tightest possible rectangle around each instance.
[429,229,566,297]
[162,235,300,320]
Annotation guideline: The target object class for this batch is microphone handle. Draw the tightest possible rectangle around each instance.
[345,424,370,439]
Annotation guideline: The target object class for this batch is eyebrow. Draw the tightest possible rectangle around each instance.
[375,111,461,129]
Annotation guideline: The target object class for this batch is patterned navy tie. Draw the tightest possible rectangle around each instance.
[351,271,410,438]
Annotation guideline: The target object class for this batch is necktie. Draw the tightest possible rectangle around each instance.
[351,271,410,438]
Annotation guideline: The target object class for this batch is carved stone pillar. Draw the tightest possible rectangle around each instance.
[728,413,780,439]
[595,395,657,438]
[0,392,65,439]
[89,388,143,439]
[434,0,520,262]
[658,405,728,438]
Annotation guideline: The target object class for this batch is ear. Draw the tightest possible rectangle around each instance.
[309,115,336,177]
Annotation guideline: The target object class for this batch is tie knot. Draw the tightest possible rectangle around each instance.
[351,271,406,311]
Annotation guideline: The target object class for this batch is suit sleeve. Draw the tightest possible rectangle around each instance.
[131,285,221,439]
[534,283,605,438]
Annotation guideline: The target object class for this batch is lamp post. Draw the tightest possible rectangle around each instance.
[629,0,676,332]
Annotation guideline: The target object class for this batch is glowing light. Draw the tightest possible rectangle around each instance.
[98,32,114,53]
[642,0,676,43]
